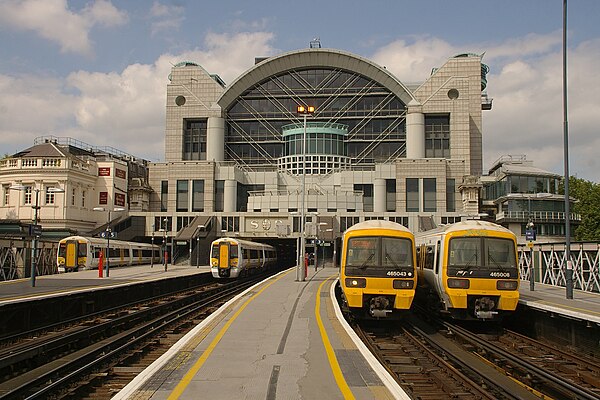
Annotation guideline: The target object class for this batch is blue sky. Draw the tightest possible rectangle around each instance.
[1,0,600,182]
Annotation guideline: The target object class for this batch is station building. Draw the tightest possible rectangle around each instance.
[136,47,491,262]
[0,46,580,266]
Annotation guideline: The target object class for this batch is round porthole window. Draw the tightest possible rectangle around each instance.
[447,89,459,100]
[175,95,186,106]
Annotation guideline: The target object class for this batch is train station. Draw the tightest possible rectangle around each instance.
[0,44,599,399]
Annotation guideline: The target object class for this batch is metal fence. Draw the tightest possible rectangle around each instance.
[0,239,59,281]
[519,242,600,293]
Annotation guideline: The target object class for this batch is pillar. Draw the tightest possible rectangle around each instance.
[374,178,386,213]
[207,116,225,161]
[224,179,237,212]
[406,100,425,159]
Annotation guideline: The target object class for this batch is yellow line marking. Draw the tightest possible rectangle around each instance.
[167,270,292,400]
[536,300,600,316]
[315,275,356,400]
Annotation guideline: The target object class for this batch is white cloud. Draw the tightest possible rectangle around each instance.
[0,0,127,56]
[149,1,184,36]
[0,30,276,161]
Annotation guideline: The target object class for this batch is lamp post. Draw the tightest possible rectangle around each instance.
[163,218,168,271]
[151,223,155,268]
[296,104,314,281]
[93,206,125,277]
[196,224,205,268]
[10,185,64,287]
[562,0,573,300]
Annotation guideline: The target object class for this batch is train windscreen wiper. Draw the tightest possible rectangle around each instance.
[358,252,375,269]
[385,251,399,268]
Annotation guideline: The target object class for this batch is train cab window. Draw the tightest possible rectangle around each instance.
[448,237,480,267]
[211,244,219,258]
[78,243,87,257]
[484,238,516,268]
[346,238,379,267]
[230,245,238,258]
[58,243,66,257]
[381,237,413,267]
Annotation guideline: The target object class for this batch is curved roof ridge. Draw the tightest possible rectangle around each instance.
[217,48,416,109]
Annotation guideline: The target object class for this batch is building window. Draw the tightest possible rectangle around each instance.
[354,184,373,212]
[221,216,240,232]
[214,180,224,212]
[183,119,207,160]
[161,181,168,212]
[192,180,204,212]
[176,180,189,212]
[423,178,436,212]
[340,216,360,232]
[82,190,86,207]
[386,179,396,212]
[389,216,409,228]
[24,186,32,205]
[425,115,450,158]
[45,187,56,205]
[3,185,9,206]
[71,188,76,206]
[406,178,419,212]
[446,179,456,212]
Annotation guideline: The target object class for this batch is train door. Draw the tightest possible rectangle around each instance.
[218,242,230,269]
[65,240,79,270]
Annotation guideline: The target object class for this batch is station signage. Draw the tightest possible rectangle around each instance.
[98,167,111,176]
[525,229,536,241]
[116,168,126,179]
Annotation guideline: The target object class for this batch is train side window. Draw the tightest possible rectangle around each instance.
[230,245,238,258]
[424,246,434,270]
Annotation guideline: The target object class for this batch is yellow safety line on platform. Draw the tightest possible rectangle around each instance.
[537,300,600,316]
[315,275,356,400]
[167,270,292,400]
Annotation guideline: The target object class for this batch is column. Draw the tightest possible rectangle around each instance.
[224,179,237,212]
[406,100,425,159]
[374,178,386,213]
[207,116,225,161]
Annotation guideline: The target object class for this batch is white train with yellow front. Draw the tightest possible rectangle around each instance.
[339,220,417,319]
[415,220,520,321]
[57,235,160,272]
[210,237,277,278]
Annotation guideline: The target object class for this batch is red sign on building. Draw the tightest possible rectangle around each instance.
[116,168,126,179]
[99,192,108,205]
[98,167,111,176]
[115,193,126,207]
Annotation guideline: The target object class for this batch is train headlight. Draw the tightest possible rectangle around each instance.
[497,280,518,290]
[447,278,470,289]
[393,280,414,289]
[345,278,366,288]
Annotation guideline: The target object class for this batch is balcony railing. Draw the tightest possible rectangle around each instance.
[496,210,581,222]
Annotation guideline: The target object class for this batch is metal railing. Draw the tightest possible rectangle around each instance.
[519,241,600,293]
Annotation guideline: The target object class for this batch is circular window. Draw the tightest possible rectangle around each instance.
[447,89,459,100]
[175,95,186,106]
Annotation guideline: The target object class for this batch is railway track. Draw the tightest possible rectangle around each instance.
[356,314,600,400]
[0,274,270,399]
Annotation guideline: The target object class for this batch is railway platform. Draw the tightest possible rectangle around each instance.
[519,282,600,324]
[114,266,408,400]
[0,264,211,305]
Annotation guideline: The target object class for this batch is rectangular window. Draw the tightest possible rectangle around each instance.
[354,184,373,212]
[71,188,76,206]
[176,180,189,212]
[446,179,456,212]
[214,180,224,212]
[82,190,86,207]
[406,178,419,212]
[192,180,204,212]
[24,186,33,205]
[45,187,56,205]
[221,216,240,232]
[386,179,396,212]
[3,185,9,206]
[423,178,436,212]
[161,181,168,212]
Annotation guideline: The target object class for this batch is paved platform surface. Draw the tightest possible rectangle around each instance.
[114,266,409,400]
[0,264,211,305]
[519,281,600,324]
